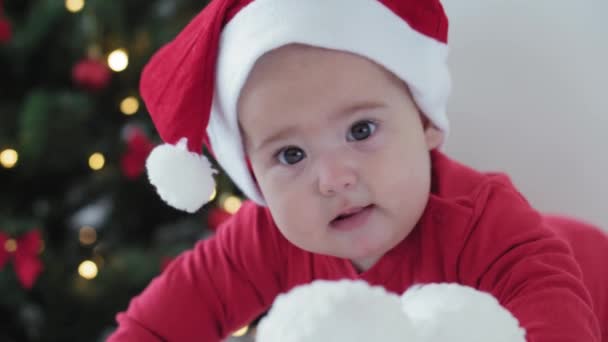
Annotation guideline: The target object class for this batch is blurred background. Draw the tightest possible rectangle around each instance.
[0,0,246,341]
[0,0,605,341]
[442,0,608,231]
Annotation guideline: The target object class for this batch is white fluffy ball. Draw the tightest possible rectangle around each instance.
[256,280,416,342]
[256,280,526,342]
[401,283,526,342]
[146,138,216,213]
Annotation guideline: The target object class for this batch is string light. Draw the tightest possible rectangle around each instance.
[88,153,105,170]
[0,148,18,168]
[79,226,97,246]
[209,188,217,202]
[232,326,249,337]
[107,49,129,72]
[4,239,17,253]
[65,0,85,13]
[120,96,139,115]
[222,195,242,214]
[78,260,98,280]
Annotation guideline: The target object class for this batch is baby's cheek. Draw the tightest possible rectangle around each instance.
[271,204,318,249]
[257,172,285,200]
[356,132,386,153]
[263,163,307,187]
[265,187,303,221]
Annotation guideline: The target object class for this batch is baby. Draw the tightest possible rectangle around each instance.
[108,0,608,341]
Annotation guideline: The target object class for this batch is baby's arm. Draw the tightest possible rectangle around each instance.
[107,202,285,341]
[458,183,601,342]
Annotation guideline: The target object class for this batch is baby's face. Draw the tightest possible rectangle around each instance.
[238,44,442,271]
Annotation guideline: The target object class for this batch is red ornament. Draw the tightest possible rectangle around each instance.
[207,207,233,231]
[72,58,112,91]
[0,18,10,44]
[120,127,155,179]
[0,230,44,290]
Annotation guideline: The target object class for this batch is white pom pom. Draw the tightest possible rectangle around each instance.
[257,280,415,342]
[146,138,216,213]
[401,283,526,342]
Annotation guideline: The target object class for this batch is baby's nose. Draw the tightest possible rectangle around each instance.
[316,155,358,196]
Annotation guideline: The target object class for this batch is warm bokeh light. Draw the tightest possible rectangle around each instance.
[209,188,217,202]
[4,239,17,253]
[65,0,85,13]
[78,260,98,280]
[108,49,129,72]
[232,326,248,337]
[88,153,105,170]
[120,96,139,115]
[222,195,242,214]
[0,148,18,168]
[79,226,97,245]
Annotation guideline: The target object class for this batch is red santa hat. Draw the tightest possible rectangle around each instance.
[141,0,451,213]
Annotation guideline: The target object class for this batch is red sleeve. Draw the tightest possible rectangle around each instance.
[458,181,601,342]
[107,201,286,342]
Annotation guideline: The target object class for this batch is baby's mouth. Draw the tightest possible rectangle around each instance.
[330,204,375,226]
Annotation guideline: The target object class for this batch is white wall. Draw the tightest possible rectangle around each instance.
[441,0,608,230]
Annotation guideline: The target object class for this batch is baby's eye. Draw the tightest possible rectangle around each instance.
[347,120,377,141]
[277,146,306,165]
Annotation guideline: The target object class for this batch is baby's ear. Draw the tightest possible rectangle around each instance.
[419,115,444,150]
[424,124,444,150]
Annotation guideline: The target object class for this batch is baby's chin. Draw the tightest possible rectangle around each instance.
[345,229,414,269]
[276,212,411,265]
[303,238,399,272]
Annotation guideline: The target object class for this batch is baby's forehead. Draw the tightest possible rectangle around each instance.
[240,44,409,122]
[238,44,414,150]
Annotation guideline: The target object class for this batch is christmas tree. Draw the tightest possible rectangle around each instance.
[0,0,250,340]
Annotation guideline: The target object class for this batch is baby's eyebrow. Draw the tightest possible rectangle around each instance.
[254,100,385,151]
[332,101,385,122]
[255,124,300,152]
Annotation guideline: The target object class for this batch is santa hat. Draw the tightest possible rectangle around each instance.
[141,0,451,213]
